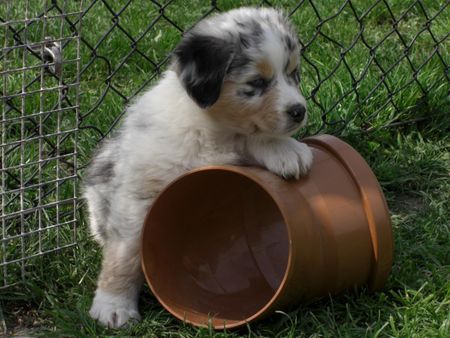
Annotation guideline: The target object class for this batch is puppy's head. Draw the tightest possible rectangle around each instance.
[172,7,307,135]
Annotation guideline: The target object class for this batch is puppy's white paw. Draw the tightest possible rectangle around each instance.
[261,139,313,179]
[89,288,141,328]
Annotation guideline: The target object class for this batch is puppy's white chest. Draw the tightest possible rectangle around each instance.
[181,128,239,168]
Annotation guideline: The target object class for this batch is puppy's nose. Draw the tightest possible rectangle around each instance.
[286,104,306,123]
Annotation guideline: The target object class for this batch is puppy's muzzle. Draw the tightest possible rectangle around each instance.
[286,103,306,123]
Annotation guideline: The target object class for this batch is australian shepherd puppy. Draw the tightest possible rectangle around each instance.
[84,7,312,327]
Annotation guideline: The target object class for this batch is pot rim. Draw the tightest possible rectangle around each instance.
[303,134,393,290]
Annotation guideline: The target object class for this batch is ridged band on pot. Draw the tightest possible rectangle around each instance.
[141,134,393,329]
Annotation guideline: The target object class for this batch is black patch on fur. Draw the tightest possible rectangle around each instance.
[228,54,251,73]
[96,195,111,238]
[174,34,234,108]
[236,19,263,49]
[239,33,252,49]
[284,35,295,51]
[237,19,263,37]
[259,78,277,96]
[84,157,114,186]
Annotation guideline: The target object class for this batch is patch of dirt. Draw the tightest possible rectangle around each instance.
[2,303,48,337]
[392,193,425,213]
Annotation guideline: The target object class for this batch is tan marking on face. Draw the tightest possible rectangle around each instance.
[287,52,299,74]
[256,58,274,79]
[207,80,283,134]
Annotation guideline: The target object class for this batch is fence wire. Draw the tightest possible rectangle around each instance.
[0,0,449,288]
[1,0,82,288]
[76,0,449,146]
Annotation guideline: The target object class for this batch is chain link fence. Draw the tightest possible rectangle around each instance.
[1,0,449,288]
[76,0,449,147]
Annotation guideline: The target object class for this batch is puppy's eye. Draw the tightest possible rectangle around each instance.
[247,77,268,88]
[289,69,300,84]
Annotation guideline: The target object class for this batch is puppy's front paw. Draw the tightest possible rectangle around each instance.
[261,139,313,179]
[90,288,141,328]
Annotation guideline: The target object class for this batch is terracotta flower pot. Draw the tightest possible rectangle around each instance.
[141,134,393,329]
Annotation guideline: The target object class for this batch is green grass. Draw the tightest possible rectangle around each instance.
[1,0,449,337]
[3,126,449,337]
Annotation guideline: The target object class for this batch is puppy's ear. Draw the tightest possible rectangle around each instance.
[173,34,234,108]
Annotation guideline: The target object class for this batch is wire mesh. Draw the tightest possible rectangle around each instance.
[0,0,82,288]
[0,0,448,288]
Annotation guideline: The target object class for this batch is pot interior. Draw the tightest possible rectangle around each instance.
[142,169,290,326]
